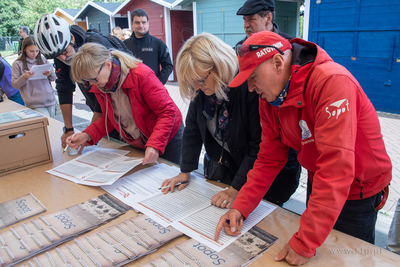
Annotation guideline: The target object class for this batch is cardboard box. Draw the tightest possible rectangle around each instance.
[0,113,52,176]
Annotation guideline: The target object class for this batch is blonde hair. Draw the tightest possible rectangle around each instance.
[111,27,124,40]
[71,42,142,84]
[122,28,132,40]
[176,32,238,100]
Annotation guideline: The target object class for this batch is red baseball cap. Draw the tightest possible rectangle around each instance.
[229,31,292,88]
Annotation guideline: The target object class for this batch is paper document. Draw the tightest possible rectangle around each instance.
[26,214,182,267]
[140,226,278,267]
[0,193,46,229]
[0,109,42,124]
[104,163,277,252]
[47,148,143,186]
[135,173,222,227]
[173,201,276,252]
[29,63,53,80]
[102,163,179,204]
[0,194,130,267]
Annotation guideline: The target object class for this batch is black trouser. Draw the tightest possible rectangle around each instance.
[307,180,382,244]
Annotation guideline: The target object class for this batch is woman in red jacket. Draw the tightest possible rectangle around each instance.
[66,43,183,165]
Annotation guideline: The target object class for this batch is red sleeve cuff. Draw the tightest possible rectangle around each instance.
[289,236,316,258]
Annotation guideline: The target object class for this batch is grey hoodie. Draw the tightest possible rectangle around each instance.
[11,56,56,108]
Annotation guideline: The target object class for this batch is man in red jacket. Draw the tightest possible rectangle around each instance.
[214,31,392,265]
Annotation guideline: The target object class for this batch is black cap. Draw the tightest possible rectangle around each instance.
[236,0,275,16]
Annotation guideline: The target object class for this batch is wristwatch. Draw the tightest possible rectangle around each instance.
[63,126,74,133]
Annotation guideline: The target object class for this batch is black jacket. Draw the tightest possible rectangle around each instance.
[181,84,301,205]
[123,32,173,85]
[54,25,113,112]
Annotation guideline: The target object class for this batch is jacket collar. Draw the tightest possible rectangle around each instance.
[132,31,149,42]
[278,38,333,109]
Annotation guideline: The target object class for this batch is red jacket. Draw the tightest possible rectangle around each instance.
[84,63,182,154]
[232,39,392,257]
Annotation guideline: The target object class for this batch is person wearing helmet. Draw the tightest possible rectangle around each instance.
[34,14,117,149]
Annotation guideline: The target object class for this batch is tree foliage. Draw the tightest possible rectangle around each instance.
[0,0,125,36]
[0,0,25,36]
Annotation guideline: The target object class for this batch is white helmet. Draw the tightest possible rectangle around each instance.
[34,14,71,58]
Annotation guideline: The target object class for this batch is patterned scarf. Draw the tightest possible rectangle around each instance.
[203,88,230,141]
[269,77,291,107]
[102,57,121,92]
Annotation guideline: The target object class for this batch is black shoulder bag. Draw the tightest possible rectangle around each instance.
[203,126,229,181]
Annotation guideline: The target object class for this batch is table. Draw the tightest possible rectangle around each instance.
[1,100,399,266]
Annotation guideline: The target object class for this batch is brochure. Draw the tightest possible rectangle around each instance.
[0,193,46,230]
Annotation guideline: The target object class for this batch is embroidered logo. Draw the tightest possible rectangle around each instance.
[299,120,312,140]
[256,41,283,58]
[141,47,153,52]
[325,99,349,119]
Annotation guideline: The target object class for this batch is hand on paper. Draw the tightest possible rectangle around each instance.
[142,146,159,165]
[161,172,190,194]
[214,208,244,241]
[66,132,90,152]
[61,131,75,148]
[211,187,238,209]
[275,243,310,266]
[22,71,35,79]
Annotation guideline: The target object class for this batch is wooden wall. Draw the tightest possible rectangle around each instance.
[309,0,400,113]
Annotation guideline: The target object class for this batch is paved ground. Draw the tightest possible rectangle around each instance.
[3,54,399,249]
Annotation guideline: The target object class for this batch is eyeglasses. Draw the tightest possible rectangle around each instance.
[235,44,284,57]
[82,63,104,83]
[193,71,211,87]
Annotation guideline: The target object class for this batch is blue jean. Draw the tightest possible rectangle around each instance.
[307,181,382,244]
[387,197,400,254]
[160,122,183,165]
[8,91,25,106]
[32,105,56,118]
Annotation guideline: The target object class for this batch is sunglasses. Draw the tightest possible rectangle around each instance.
[82,63,104,83]
[193,71,211,87]
[235,44,285,57]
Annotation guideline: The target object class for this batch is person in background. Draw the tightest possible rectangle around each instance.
[214,31,392,265]
[111,26,124,41]
[122,28,132,40]
[12,37,56,117]
[67,43,183,165]
[236,0,293,47]
[387,198,400,254]
[0,54,25,106]
[235,0,301,206]
[161,32,260,208]
[123,8,173,85]
[18,26,30,55]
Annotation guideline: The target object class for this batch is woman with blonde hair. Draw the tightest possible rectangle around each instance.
[66,42,183,165]
[162,32,300,207]
[160,32,261,207]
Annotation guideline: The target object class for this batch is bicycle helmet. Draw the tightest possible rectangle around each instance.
[34,14,71,58]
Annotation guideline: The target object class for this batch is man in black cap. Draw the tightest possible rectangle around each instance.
[231,0,301,208]
[236,0,293,46]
